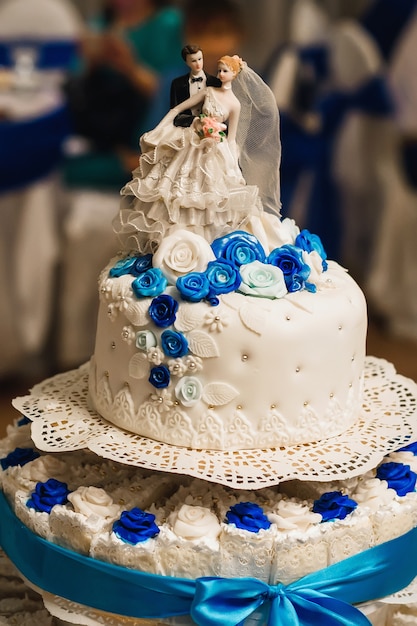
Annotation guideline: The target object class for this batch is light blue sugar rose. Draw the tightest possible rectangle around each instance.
[135,330,157,352]
[211,231,266,268]
[175,376,203,407]
[238,260,288,299]
[132,268,167,298]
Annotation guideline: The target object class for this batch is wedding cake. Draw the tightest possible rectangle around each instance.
[1,54,417,626]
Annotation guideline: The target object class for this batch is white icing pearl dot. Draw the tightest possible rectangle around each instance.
[208,404,214,409]
[189,362,196,369]
[237,405,242,410]
[330,392,334,398]
[295,367,300,373]
[158,397,163,404]
[271,404,276,409]
[111,341,116,349]
[338,324,343,330]
[215,315,220,321]
[286,315,291,321]
[242,354,248,362]
[174,400,180,406]
[303,401,308,406]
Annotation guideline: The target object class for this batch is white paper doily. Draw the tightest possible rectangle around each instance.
[12,356,417,490]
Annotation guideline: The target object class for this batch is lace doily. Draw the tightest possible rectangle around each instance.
[12,357,417,490]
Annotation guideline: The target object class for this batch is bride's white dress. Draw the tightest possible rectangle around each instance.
[116,88,262,253]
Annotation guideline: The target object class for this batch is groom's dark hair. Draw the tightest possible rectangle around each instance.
[181,44,202,61]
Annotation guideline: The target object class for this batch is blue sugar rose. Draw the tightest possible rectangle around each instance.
[211,231,266,268]
[132,268,167,298]
[205,259,241,297]
[109,254,153,278]
[225,502,271,533]
[312,491,358,522]
[397,441,417,455]
[376,462,417,496]
[0,447,40,470]
[161,330,188,358]
[109,255,138,278]
[295,229,328,271]
[176,272,210,302]
[148,294,178,327]
[149,365,170,389]
[27,478,70,514]
[267,244,312,293]
[113,508,160,545]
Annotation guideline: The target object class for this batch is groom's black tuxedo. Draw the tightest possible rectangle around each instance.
[170,72,221,127]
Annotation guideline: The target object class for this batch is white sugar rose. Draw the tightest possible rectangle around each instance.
[238,261,287,299]
[302,250,326,288]
[68,486,121,519]
[353,478,396,511]
[268,500,322,532]
[169,504,221,541]
[153,230,215,285]
[20,455,67,483]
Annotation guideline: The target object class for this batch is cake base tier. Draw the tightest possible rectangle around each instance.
[11,357,417,489]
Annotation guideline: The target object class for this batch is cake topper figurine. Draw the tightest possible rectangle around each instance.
[115,53,281,253]
[170,44,222,128]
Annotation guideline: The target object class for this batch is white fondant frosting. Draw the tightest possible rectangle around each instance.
[89,258,367,450]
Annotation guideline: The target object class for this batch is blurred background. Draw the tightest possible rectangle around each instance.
[0,0,416,423]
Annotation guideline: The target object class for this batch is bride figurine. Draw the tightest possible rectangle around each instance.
[115,54,282,254]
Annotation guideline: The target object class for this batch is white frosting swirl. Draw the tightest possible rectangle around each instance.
[153,230,215,285]
[169,504,221,541]
[353,478,396,511]
[20,455,67,483]
[268,499,322,532]
[68,486,121,519]
[385,451,417,473]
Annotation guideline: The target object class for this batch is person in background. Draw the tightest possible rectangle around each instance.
[63,0,184,190]
[170,44,221,128]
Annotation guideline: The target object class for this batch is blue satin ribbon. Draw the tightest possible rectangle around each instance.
[0,490,417,625]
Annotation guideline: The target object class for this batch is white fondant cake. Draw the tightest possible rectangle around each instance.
[88,225,367,451]
[2,52,417,626]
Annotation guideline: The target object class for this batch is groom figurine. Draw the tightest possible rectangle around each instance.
[170,44,221,127]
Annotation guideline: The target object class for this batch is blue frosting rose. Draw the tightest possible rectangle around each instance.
[211,231,266,268]
[225,502,271,533]
[132,268,167,298]
[312,491,358,522]
[148,294,178,327]
[376,462,417,496]
[176,272,210,302]
[161,330,188,358]
[295,229,328,271]
[267,244,313,293]
[113,507,160,545]
[205,259,241,297]
[397,441,417,455]
[149,365,170,389]
[27,478,70,514]
[0,447,40,470]
[109,254,153,278]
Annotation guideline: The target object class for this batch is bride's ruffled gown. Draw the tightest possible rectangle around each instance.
[115,88,263,253]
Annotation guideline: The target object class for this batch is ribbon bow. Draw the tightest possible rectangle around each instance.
[191,76,204,83]
[191,577,370,626]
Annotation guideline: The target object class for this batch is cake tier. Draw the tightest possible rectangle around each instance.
[89,260,367,450]
[1,423,417,625]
